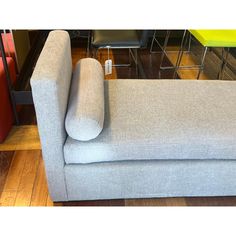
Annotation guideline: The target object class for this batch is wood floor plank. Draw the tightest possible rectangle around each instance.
[46,194,54,207]
[126,196,236,206]
[30,153,49,206]
[1,151,28,191]
[63,199,125,206]
[72,47,118,80]
[125,199,163,206]
[0,151,28,206]
[0,152,27,206]
[0,191,18,206]
[125,197,186,206]
[0,151,14,195]
[71,48,88,69]
[14,150,40,206]
[165,47,209,80]
[164,197,187,206]
[0,125,41,151]
[185,196,236,206]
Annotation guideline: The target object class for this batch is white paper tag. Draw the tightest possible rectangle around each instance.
[105,59,112,75]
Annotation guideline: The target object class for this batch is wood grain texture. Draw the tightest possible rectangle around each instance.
[0,151,14,200]
[63,199,125,206]
[126,198,187,206]
[185,197,236,206]
[46,195,54,207]
[0,125,41,151]
[14,150,40,206]
[72,47,118,80]
[0,151,27,206]
[1,151,28,191]
[165,46,209,80]
[0,152,26,206]
[125,197,236,206]
[30,153,49,206]
[0,190,17,206]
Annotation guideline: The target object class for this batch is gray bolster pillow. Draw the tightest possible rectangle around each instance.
[65,58,104,141]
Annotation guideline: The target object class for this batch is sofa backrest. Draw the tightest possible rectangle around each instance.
[30,30,72,201]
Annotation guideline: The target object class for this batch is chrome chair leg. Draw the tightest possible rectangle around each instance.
[172,30,188,78]
[134,48,138,76]
[160,30,188,79]
[159,30,171,70]
[112,49,133,67]
[173,31,208,80]
[187,32,192,53]
[92,47,139,76]
[129,48,139,76]
[173,30,188,79]
[196,47,208,80]
[158,30,171,78]
[150,30,157,53]
[129,48,132,65]
[176,30,188,65]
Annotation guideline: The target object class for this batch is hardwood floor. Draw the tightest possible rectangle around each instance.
[0,36,236,206]
[0,126,40,151]
[0,152,14,196]
[0,150,54,206]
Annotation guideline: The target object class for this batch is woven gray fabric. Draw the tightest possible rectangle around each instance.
[65,159,236,200]
[31,30,72,201]
[65,58,104,141]
[64,79,236,164]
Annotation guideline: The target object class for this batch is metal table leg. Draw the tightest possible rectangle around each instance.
[196,47,208,80]
[173,30,189,79]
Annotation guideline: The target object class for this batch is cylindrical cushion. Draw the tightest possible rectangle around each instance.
[65,58,104,141]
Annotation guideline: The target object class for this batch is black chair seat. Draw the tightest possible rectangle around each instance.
[92,30,140,48]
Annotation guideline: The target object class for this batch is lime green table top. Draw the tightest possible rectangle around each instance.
[189,30,236,47]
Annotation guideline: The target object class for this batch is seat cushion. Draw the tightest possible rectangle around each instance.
[65,58,104,141]
[64,79,236,164]
[92,30,140,48]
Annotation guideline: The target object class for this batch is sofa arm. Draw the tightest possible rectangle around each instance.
[30,30,72,201]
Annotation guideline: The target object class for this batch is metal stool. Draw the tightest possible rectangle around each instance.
[150,30,192,78]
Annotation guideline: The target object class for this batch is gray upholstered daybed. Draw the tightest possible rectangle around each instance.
[31,30,236,202]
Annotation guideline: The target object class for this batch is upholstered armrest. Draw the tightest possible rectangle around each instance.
[30,30,72,201]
